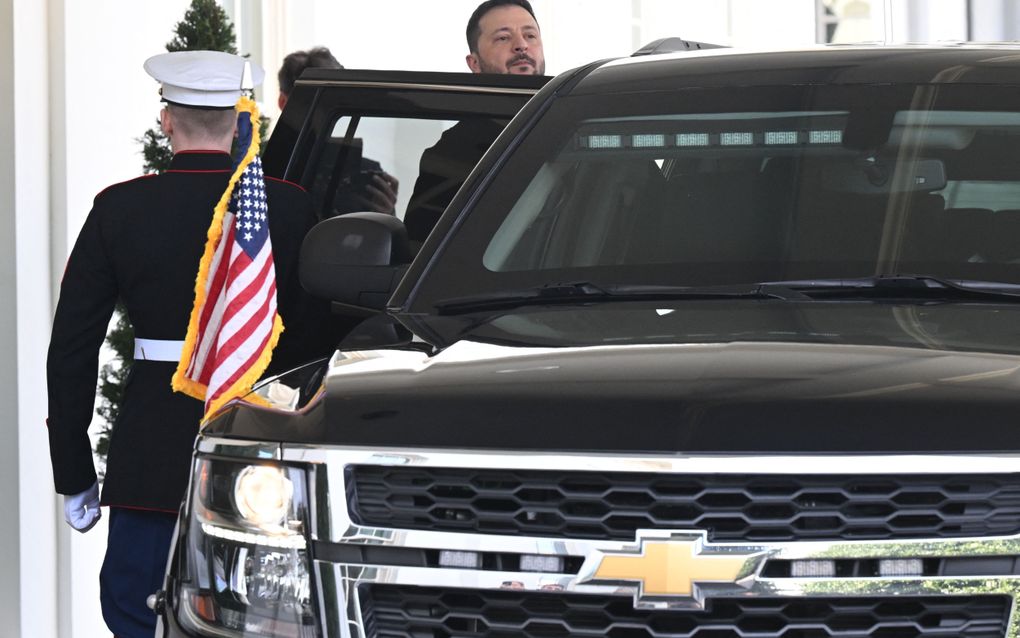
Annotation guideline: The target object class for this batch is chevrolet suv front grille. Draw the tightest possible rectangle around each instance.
[348,466,1020,541]
[244,444,1020,638]
[362,586,1010,638]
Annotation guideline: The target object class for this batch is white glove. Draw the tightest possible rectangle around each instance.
[63,481,101,533]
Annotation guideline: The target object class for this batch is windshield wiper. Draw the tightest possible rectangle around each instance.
[771,275,1020,303]
[434,281,809,314]
[435,282,611,314]
[433,275,1020,315]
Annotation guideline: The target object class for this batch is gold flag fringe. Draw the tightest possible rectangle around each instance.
[171,96,285,418]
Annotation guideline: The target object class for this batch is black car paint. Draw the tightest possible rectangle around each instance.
[203,299,1020,454]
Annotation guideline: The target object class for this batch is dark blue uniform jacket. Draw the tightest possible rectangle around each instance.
[47,151,320,512]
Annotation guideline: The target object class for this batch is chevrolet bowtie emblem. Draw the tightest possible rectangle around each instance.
[583,531,764,608]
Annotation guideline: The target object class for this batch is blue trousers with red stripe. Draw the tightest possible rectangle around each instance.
[100,508,177,638]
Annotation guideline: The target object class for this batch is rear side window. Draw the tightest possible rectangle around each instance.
[264,72,545,240]
[306,115,510,227]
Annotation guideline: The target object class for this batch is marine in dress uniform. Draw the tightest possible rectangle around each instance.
[46,51,318,638]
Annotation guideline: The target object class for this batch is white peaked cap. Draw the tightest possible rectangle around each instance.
[143,50,266,108]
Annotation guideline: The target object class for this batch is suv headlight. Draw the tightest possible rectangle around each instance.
[176,457,318,637]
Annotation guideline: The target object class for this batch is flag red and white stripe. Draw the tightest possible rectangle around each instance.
[173,97,283,416]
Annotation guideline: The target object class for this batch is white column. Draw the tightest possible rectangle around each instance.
[903,0,969,41]
[261,0,287,121]
[2,0,62,635]
[0,0,25,630]
[969,0,1014,40]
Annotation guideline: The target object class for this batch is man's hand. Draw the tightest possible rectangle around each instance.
[361,171,400,215]
[63,481,101,533]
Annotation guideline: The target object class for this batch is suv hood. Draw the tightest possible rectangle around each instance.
[207,302,1020,453]
[314,338,1020,452]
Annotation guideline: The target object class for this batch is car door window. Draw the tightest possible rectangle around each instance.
[307,114,510,224]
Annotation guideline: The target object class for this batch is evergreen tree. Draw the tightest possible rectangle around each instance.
[166,0,238,54]
[94,0,241,474]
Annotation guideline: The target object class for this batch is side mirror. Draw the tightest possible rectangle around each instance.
[299,212,412,314]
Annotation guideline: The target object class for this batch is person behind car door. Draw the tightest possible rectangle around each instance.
[45,50,320,638]
[404,0,546,245]
[277,46,400,217]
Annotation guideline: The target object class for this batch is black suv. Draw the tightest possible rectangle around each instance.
[161,46,1020,638]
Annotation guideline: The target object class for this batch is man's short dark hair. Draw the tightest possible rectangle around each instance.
[466,0,538,53]
[278,47,343,96]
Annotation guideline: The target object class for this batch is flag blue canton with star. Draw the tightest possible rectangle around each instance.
[228,111,268,258]
[229,156,269,258]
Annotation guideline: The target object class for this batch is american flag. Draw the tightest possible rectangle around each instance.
[173,98,283,416]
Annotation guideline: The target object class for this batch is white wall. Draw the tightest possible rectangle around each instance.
[970,0,1019,40]
[902,0,968,42]
[244,0,817,123]
[60,1,196,246]
[1,2,25,637]
[265,0,816,73]
[825,0,969,43]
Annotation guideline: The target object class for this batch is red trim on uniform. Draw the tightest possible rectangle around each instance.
[105,503,180,514]
[265,175,307,192]
[95,173,157,199]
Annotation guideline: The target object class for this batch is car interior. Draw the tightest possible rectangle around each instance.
[483,108,1020,290]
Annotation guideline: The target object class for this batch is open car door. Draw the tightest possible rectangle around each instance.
[264,68,549,242]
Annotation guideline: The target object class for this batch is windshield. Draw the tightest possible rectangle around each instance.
[413,84,1020,307]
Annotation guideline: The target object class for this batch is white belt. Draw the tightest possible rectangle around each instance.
[134,338,185,362]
